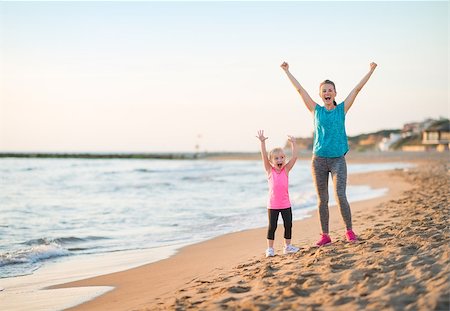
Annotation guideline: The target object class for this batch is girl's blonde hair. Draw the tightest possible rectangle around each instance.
[268,148,285,163]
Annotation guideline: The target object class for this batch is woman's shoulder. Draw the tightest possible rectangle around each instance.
[314,104,323,116]
[337,102,346,115]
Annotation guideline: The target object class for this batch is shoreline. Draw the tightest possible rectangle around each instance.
[0,167,403,311]
[54,163,416,310]
[0,245,181,311]
[1,153,447,310]
[0,161,404,279]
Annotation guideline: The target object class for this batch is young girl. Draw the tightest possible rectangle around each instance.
[280,61,377,246]
[257,130,300,257]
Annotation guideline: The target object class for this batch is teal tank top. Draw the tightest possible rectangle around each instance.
[313,102,349,158]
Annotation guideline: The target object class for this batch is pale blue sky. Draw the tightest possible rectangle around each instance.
[0,1,448,152]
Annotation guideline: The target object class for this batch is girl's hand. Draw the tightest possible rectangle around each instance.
[370,62,377,71]
[256,130,268,142]
[287,135,296,144]
[280,62,289,71]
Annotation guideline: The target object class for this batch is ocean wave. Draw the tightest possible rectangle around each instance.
[181,176,225,182]
[67,247,89,251]
[133,168,159,173]
[0,244,70,268]
[22,236,109,246]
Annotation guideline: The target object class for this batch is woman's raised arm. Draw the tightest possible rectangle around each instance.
[281,62,317,113]
[344,62,377,113]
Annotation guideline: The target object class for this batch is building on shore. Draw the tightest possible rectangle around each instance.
[421,119,450,152]
[378,133,402,151]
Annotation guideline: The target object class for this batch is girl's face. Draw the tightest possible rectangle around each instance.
[271,152,286,169]
[320,83,337,105]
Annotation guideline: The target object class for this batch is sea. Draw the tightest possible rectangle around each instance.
[0,157,414,279]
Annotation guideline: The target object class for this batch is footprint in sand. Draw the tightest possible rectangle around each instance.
[328,283,352,293]
[379,232,394,239]
[259,263,277,278]
[196,287,209,294]
[333,296,355,305]
[219,297,237,304]
[236,260,260,269]
[330,263,351,270]
[196,279,212,284]
[370,242,384,250]
[300,271,319,278]
[228,285,251,293]
[399,244,419,255]
[283,286,311,297]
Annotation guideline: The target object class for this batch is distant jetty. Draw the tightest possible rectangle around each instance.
[0,152,259,160]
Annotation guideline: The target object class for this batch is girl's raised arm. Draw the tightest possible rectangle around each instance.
[281,62,317,113]
[344,62,377,113]
[284,135,298,174]
[256,130,272,175]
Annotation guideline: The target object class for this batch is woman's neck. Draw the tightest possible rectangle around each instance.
[324,102,335,111]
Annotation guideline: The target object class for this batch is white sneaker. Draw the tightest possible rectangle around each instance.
[265,247,275,257]
[283,244,299,254]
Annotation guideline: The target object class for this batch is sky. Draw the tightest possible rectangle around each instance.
[0,1,448,153]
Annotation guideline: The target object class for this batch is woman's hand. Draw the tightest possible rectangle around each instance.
[370,62,377,71]
[280,62,289,71]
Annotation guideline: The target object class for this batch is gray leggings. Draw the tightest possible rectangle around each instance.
[311,155,352,234]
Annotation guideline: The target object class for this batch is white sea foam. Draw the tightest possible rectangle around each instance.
[1,244,69,266]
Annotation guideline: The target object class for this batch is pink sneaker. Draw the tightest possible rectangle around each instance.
[345,229,358,242]
[315,233,332,246]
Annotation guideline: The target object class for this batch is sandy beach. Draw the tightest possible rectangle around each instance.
[43,153,448,311]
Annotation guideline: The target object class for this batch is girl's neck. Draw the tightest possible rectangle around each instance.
[273,165,284,173]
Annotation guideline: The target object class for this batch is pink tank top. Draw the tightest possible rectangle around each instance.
[267,167,291,209]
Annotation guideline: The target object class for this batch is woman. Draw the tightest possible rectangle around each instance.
[281,61,377,246]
